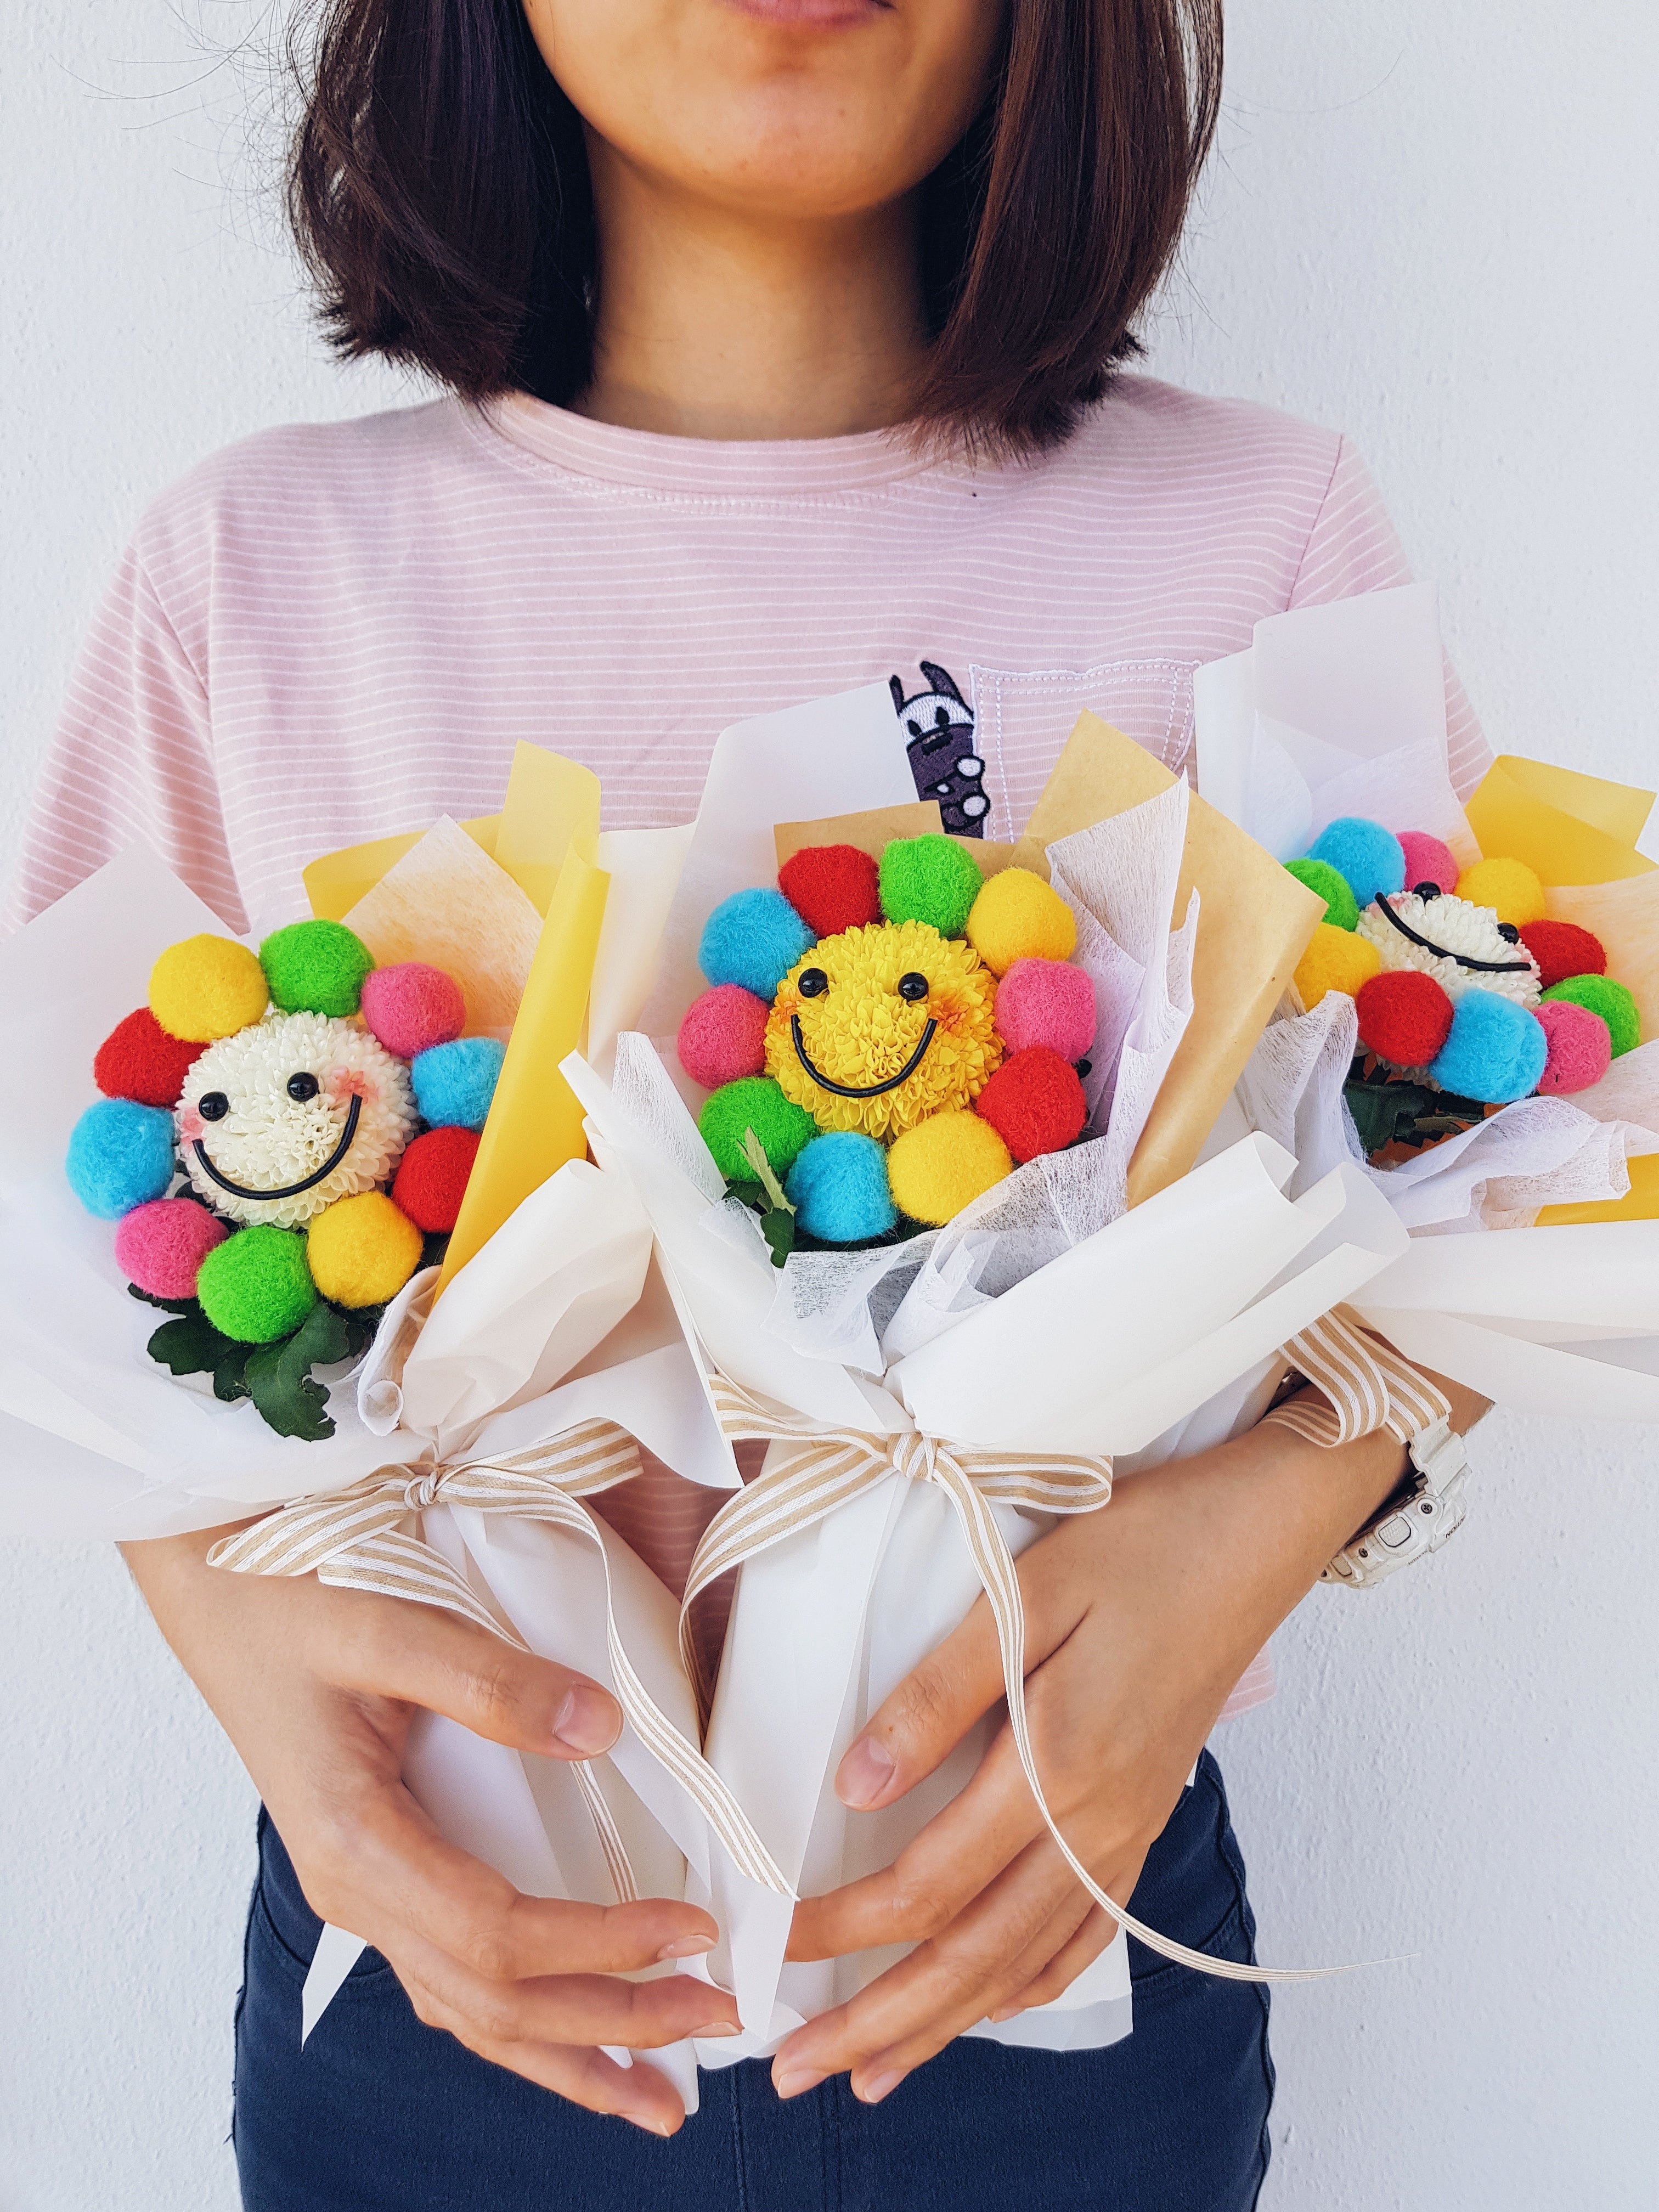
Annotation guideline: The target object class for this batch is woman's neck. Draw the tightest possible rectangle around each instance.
[575,139,931,441]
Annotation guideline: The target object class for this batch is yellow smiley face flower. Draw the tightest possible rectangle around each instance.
[764,919,1003,1140]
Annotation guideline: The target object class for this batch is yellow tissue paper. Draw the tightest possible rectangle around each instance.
[1464,757,1656,888]
[302,744,613,1304]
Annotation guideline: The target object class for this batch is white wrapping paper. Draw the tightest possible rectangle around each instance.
[562,1041,1414,2057]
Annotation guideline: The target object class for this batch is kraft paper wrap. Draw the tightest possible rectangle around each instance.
[302,744,614,1299]
[1019,713,1324,1206]
[1458,756,1659,1228]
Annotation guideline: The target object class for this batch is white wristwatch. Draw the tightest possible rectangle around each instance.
[1320,1415,1470,1590]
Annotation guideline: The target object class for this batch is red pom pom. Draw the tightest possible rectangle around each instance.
[392,1125,481,1234]
[1518,918,1606,992]
[1355,970,1454,1066]
[94,1007,201,1107]
[973,1047,1087,1164]
[679,985,771,1089]
[777,845,881,939]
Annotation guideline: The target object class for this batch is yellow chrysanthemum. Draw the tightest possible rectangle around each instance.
[765,919,1003,1139]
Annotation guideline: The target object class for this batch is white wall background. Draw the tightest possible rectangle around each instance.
[3,2,1656,2205]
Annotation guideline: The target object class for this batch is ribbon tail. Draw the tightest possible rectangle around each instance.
[316,1529,532,1651]
[930,1459,1373,1987]
[568,1761,639,1906]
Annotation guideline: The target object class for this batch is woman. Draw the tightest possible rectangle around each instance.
[13,0,1488,2204]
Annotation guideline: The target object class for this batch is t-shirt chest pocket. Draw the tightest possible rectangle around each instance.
[963,659,1200,842]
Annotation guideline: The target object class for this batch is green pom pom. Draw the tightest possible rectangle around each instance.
[878,833,984,938]
[259,920,375,1018]
[698,1077,817,1181]
[1285,857,1359,932]
[196,1226,318,1344]
[1542,973,1641,1058]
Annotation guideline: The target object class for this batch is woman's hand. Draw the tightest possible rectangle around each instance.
[774,1377,1488,2106]
[121,1527,740,2135]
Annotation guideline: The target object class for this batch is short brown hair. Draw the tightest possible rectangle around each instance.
[289,0,1222,456]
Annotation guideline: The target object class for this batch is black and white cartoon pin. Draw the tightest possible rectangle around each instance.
[890,661,990,837]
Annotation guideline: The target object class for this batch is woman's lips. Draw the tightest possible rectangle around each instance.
[719,0,888,26]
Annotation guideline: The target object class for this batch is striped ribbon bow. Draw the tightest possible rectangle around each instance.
[676,1374,1332,1987]
[208,1420,791,1905]
[1266,1305,1451,1449]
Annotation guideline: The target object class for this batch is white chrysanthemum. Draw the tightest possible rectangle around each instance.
[1356,890,1542,1010]
[177,1011,416,1227]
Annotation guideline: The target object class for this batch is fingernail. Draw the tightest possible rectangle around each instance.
[773,2066,827,2100]
[625,2112,675,2136]
[552,1686,622,1756]
[695,2020,742,2039]
[857,2068,903,2104]
[655,1933,716,1962]
[988,2003,1024,2024]
[836,1736,896,1809]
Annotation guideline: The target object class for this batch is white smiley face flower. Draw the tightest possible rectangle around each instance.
[1355,888,1542,1011]
[177,1011,416,1227]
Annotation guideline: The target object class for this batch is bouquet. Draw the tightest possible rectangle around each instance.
[1194,583,1659,1417]
[0,748,759,2106]
[552,682,1434,2057]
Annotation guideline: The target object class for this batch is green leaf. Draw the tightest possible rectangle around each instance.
[128,1282,202,1318]
[759,1206,797,1269]
[242,1301,353,1442]
[148,1313,239,1377]
[212,1344,252,1403]
[739,1128,795,1218]
[724,1179,765,1210]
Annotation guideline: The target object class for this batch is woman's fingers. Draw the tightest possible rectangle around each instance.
[297,1768,729,1990]
[466,2036,689,2135]
[387,1921,742,2053]
[789,1720,1042,1961]
[987,1905,1115,2022]
[326,1588,624,1759]
[832,1550,1090,1815]
[775,1837,1090,2100]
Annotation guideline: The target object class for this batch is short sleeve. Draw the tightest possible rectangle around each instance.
[1289,437,1492,803]
[5,542,244,933]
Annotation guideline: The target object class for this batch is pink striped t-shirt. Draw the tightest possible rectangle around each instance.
[13,375,1491,1714]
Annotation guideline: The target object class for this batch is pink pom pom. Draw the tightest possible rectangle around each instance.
[360,963,466,1059]
[1534,998,1613,1096]
[679,985,770,1089]
[115,1198,230,1300]
[993,959,1096,1063]
[1397,832,1460,896]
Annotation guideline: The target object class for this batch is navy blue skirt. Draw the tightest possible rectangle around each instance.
[234,1750,1272,2211]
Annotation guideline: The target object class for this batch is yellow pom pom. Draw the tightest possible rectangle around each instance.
[1294,922,1381,1009]
[964,869,1076,977]
[1454,856,1547,928]
[306,1192,423,1310]
[150,935,268,1044]
[887,1111,1012,1225]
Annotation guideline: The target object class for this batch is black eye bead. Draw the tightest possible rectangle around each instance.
[198,1091,229,1122]
[1412,881,1443,901]
[897,972,930,1002]
[1496,922,1521,945]
[797,967,830,998]
[286,1071,321,1101]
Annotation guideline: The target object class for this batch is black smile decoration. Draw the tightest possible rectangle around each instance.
[191,1093,363,1201]
[1375,896,1536,975]
[791,1014,939,1100]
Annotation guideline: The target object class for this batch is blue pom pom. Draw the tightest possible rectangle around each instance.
[411,1036,506,1130]
[1429,990,1548,1105]
[1306,818,1407,912]
[698,888,815,1001]
[66,1098,175,1220]
[785,1132,897,1245]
